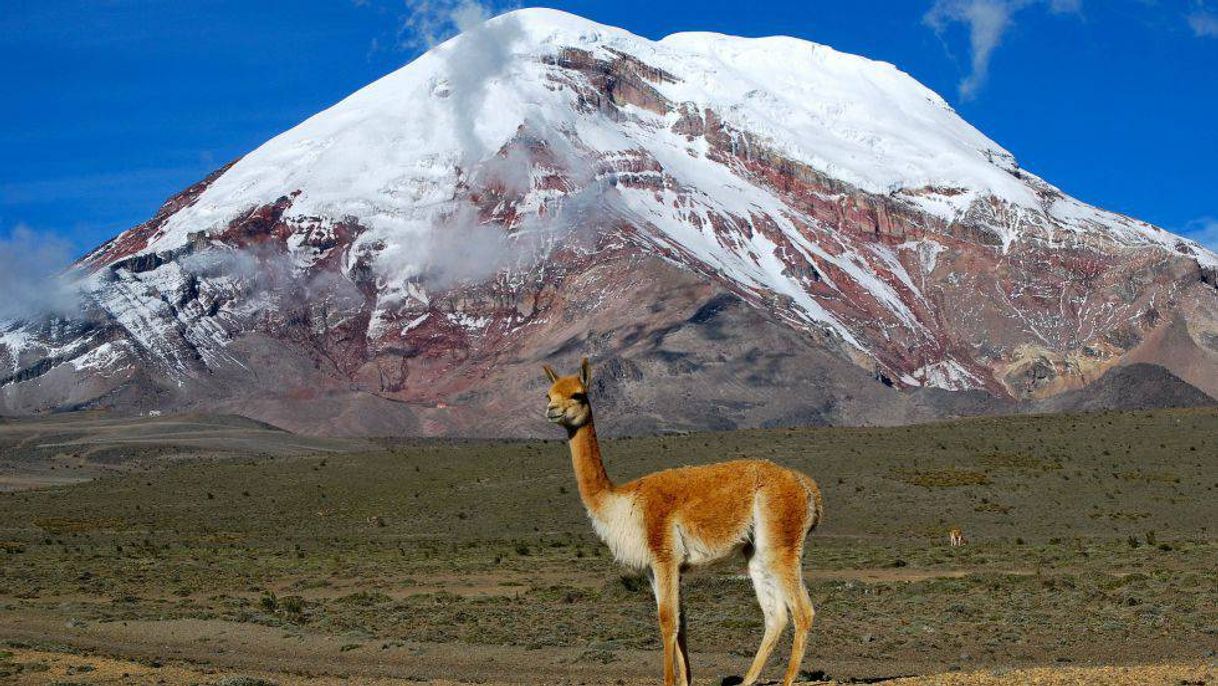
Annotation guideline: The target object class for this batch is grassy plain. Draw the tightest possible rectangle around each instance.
[1,408,1217,684]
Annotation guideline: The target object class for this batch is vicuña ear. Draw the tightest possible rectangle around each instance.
[579,356,591,388]
[542,365,559,383]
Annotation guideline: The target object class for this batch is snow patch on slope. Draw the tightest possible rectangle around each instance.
[912,359,983,391]
[70,341,131,375]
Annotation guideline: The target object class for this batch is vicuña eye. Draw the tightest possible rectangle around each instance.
[571,393,586,402]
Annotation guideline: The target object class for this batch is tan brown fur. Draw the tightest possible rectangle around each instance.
[544,358,823,686]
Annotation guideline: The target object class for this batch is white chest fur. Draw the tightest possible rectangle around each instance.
[588,493,651,571]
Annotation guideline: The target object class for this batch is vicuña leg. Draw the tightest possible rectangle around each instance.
[779,556,815,686]
[677,591,692,685]
[652,560,688,686]
[742,551,787,686]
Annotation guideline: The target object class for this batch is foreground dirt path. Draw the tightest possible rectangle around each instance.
[2,646,1213,685]
[884,662,1216,685]
[3,607,1215,686]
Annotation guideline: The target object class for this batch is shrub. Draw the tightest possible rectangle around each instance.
[279,595,304,615]
[259,592,278,612]
[214,678,279,686]
[891,468,991,488]
[619,574,648,593]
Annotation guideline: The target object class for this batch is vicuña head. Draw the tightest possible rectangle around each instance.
[543,357,592,430]
[541,356,824,686]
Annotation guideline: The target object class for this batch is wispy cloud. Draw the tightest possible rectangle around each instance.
[1048,0,1084,14]
[0,224,82,321]
[1189,2,1218,36]
[1183,217,1218,252]
[357,0,515,57]
[925,0,1083,101]
[397,0,474,52]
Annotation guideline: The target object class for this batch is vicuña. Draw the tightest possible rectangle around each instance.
[544,357,824,686]
[949,527,967,547]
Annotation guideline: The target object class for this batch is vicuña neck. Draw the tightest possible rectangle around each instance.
[567,417,613,508]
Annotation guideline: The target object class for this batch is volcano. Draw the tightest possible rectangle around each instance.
[3,8,1216,436]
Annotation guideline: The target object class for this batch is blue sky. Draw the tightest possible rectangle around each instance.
[2,0,1216,254]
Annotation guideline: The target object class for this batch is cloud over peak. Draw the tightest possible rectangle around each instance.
[0,224,82,322]
[925,0,1083,101]
[1184,217,1218,252]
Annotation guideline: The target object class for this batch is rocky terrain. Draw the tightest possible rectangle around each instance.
[2,8,1216,436]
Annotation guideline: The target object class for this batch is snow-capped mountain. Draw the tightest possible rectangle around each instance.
[3,9,1216,435]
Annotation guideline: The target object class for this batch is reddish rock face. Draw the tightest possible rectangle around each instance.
[3,15,1216,435]
[77,163,238,271]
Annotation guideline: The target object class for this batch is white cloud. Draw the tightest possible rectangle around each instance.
[350,1,610,289]
[0,224,82,322]
[438,4,524,162]
[1183,217,1218,252]
[1189,4,1218,37]
[356,0,516,61]
[389,0,514,53]
[925,0,1083,101]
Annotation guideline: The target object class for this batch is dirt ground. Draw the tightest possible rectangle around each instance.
[2,408,1217,684]
[1,645,1214,685]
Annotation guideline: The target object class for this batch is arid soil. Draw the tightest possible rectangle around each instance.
[1,645,1213,685]
[2,409,1217,684]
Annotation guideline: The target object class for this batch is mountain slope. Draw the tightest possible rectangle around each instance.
[2,8,1216,435]
[1037,363,1218,414]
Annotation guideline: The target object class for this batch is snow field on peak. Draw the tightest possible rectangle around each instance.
[135,9,1021,255]
[124,7,1217,281]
